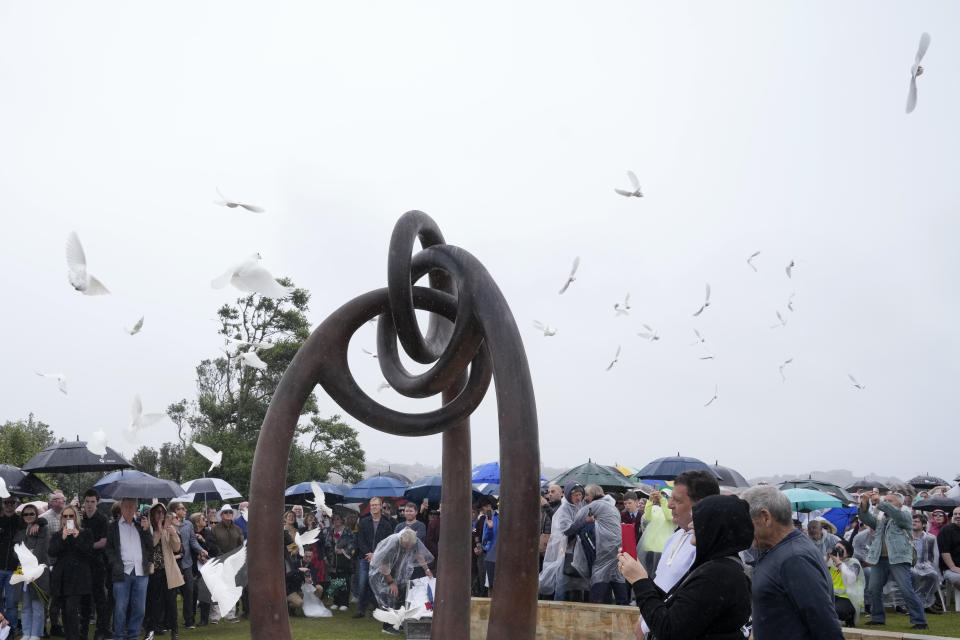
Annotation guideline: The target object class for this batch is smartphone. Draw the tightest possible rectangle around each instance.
[66,520,75,531]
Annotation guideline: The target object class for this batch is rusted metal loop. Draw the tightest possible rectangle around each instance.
[318,286,492,436]
[377,246,484,398]
[387,210,456,364]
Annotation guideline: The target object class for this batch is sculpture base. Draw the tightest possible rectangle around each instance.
[469,598,636,639]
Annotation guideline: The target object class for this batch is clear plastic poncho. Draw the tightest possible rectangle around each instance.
[567,494,624,585]
[832,558,866,624]
[538,495,584,595]
[368,531,434,608]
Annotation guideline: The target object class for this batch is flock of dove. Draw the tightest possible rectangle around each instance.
[34,189,297,474]
[525,30,937,406]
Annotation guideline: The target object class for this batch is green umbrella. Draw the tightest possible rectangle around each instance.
[550,461,636,493]
[781,488,842,513]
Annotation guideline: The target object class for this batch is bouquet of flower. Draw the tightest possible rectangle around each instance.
[13,565,49,607]
[327,577,347,600]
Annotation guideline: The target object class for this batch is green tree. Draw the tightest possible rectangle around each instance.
[182,280,365,496]
[0,413,58,467]
[158,442,186,484]
[131,446,159,475]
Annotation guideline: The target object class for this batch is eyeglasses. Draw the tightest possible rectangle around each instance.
[62,515,76,519]
[2,501,17,506]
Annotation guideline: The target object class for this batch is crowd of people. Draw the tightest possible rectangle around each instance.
[533,475,960,639]
[1,477,958,640]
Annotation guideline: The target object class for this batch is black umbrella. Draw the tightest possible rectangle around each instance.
[369,470,413,485]
[711,461,750,488]
[0,465,52,498]
[550,461,636,493]
[846,479,889,493]
[907,474,948,490]
[97,472,184,500]
[22,439,132,474]
[913,496,960,512]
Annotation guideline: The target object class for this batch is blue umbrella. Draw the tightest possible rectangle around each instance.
[473,482,499,496]
[285,481,345,506]
[344,475,408,503]
[471,461,547,485]
[404,475,484,505]
[94,470,150,492]
[633,455,721,481]
[781,488,842,513]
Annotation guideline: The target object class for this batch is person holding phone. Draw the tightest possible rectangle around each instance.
[48,506,94,640]
[142,503,183,640]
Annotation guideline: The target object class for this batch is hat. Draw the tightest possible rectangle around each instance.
[219,504,234,514]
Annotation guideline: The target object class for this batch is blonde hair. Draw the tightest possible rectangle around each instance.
[60,506,83,532]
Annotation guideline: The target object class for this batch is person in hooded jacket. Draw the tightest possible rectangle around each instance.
[619,495,754,640]
[538,482,587,601]
[565,484,627,605]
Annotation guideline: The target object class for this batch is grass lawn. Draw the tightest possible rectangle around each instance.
[175,602,393,639]
[850,610,960,637]
[157,604,960,639]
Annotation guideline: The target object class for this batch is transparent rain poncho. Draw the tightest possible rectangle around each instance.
[567,494,624,585]
[368,530,434,608]
[538,488,585,595]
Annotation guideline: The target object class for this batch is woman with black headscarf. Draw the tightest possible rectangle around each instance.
[618,494,753,640]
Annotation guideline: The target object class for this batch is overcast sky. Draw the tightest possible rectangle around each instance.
[2,2,958,483]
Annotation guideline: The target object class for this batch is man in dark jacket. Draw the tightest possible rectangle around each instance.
[742,486,844,640]
[104,497,153,640]
[81,489,111,640]
[353,497,397,618]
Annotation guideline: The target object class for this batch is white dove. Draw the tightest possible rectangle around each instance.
[124,316,144,335]
[215,188,265,213]
[211,253,294,300]
[294,527,322,556]
[605,345,622,371]
[226,336,274,351]
[532,320,557,337]
[88,430,108,456]
[66,232,110,295]
[704,385,719,407]
[779,358,794,382]
[746,251,761,272]
[377,381,392,393]
[361,348,378,359]
[614,171,643,198]
[306,481,333,518]
[373,605,424,631]
[35,372,67,395]
[848,374,866,390]
[690,329,706,346]
[558,257,580,295]
[770,311,787,329]
[614,293,631,316]
[239,350,269,371]
[637,324,660,341]
[0,477,8,499]
[192,442,223,472]
[906,32,931,114]
[693,284,711,317]
[130,395,167,433]
[787,293,796,312]
[10,543,46,585]
[199,544,247,614]
[785,260,795,279]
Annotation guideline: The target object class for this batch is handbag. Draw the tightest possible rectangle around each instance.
[562,550,581,577]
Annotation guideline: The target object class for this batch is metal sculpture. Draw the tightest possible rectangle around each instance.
[248,211,541,639]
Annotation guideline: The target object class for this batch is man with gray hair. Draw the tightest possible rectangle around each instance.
[858,490,928,629]
[742,485,844,639]
[564,484,627,605]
